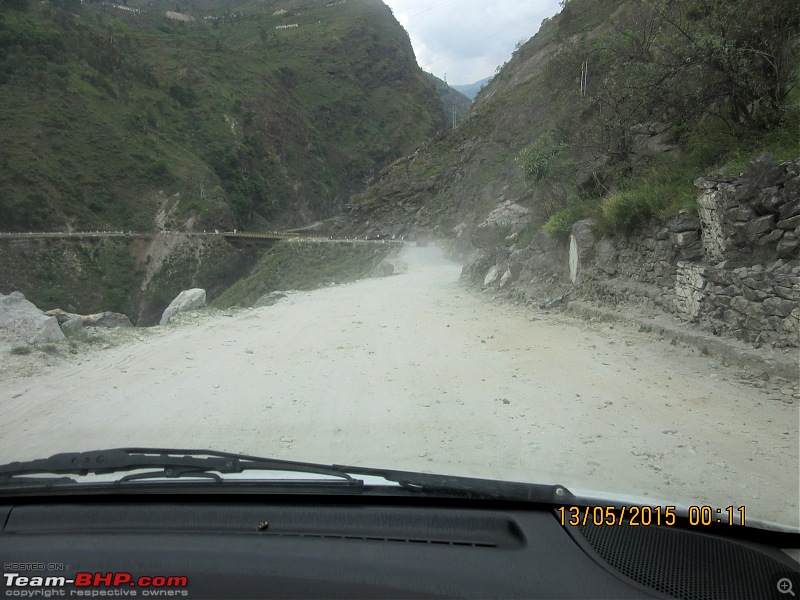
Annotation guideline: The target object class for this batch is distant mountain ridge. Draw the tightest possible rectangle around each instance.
[452,76,492,100]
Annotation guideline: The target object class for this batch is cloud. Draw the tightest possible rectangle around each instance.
[383,0,562,84]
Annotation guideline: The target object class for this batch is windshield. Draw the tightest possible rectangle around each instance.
[0,0,798,534]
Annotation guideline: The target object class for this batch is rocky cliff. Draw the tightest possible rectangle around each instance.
[342,0,799,351]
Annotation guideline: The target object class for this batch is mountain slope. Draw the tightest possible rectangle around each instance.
[0,0,447,324]
[345,0,800,248]
[0,0,446,232]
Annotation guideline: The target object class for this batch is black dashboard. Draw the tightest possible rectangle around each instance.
[1,494,799,599]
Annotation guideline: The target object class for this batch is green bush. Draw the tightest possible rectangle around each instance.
[168,83,198,109]
[516,132,563,184]
[597,189,660,235]
[594,155,700,236]
[142,159,172,183]
[543,205,593,235]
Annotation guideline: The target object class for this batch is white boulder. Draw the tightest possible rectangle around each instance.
[160,288,206,325]
[483,266,500,286]
[0,291,65,345]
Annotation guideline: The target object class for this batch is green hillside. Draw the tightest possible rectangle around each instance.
[346,0,800,244]
[0,0,446,233]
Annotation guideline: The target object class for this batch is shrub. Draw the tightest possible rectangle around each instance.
[543,204,593,236]
[516,132,563,184]
[597,189,659,236]
[594,158,699,236]
[168,83,198,109]
[142,159,172,183]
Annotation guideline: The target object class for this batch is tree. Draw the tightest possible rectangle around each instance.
[592,0,800,131]
[649,0,800,128]
[2,0,30,11]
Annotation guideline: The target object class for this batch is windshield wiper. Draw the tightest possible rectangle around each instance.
[334,464,576,504]
[0,448,363,488]
[0,448,573,504]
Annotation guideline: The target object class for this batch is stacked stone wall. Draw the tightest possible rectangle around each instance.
[572,154,799,347]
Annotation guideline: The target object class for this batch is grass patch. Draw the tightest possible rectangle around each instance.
[10,345,32,355]
[592,123,744,236]
[542,202,596,236]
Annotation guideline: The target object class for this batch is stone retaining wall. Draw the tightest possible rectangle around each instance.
[466,154,800,348]
[573,154,800,347]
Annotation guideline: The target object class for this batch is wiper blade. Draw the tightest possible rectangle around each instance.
[0,448,362,488]
[0,449,570,503]
[334,464,575,504]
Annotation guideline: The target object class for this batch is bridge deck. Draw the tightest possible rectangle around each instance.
[0,231,409,245]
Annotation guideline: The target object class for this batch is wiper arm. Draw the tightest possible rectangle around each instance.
[334,464,576,504]
[0,449,570,503]
[0,448,363,487]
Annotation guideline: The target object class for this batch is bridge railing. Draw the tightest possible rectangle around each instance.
[221,230,318,240]
[0,230,410,244]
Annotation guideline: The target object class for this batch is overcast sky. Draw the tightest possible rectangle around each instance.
[382,0,563,85]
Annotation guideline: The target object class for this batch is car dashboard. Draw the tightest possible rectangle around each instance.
[1,493,799,599]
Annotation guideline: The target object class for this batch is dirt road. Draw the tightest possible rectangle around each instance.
[1,246,798,529]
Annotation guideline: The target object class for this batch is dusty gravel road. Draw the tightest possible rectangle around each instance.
[1,246,798,529]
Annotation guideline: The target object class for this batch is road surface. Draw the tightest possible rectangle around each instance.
[1,246,798,529]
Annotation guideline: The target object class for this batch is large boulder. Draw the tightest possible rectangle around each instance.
[460,253,494,285]
[370,255,407,279]
[60,317,88,341]
[0,291,65,345]
[629,122,681,163]
[523,231,569,279]
[160,289,206,325]
[483,265,500,286]
[741,153,790,188]
[594,238,618,275]
[472,200,531,249]
[255,291,287,308]
[569,219,596,283]
[83,312,133,328]
[46,309,133,328]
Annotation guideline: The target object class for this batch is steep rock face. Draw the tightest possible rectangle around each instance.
[465,156,799,349]
[344,0,626,248]
[342,0,799,354]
